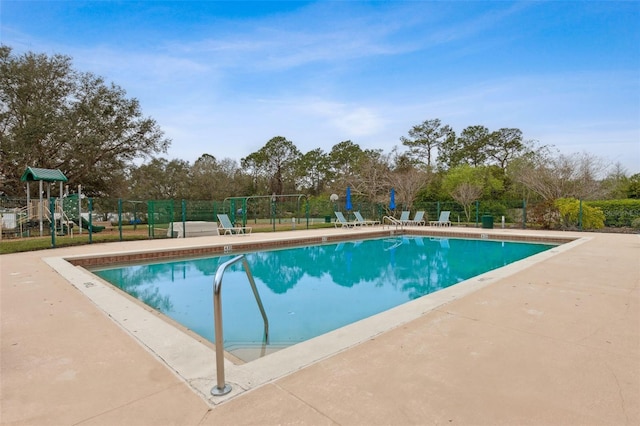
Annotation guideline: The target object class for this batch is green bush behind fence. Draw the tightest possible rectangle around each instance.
[2,196,639,248]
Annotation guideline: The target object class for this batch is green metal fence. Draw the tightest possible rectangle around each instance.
[1,196,639,248]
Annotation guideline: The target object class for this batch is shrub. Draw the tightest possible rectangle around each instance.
[529,199,558,229]
[555,198,605,230]
[586,199,640,227]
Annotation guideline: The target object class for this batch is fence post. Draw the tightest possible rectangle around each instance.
[118,199,123,241]
[88,198,93,244]
[230,198,236,224]
[148,201,153,238]
[475,200,479,227]
[242,198,247,227]
[182,199,187,237]
[271,194,276,232]
[522,199,527,229]
[579,199,583,231]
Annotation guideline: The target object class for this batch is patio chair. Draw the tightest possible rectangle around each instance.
[406,210,426,226]
[334,211,359,228]
[398,210,411,225]
[354,211,380,226]
[429,211,451,227]
[217,213,252,235]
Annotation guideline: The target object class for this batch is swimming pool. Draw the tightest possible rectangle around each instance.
[93,235,554,362]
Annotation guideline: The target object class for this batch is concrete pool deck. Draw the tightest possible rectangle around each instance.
[1,227,638,425]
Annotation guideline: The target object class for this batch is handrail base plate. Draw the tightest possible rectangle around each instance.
[211,384,232,396]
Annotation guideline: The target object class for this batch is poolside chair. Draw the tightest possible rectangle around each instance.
[406,210,426,226]
[334,211,359,228]
[429,211,451,227]
[354,211,380,226]
[399,210,411,225]
[217,214,252,235]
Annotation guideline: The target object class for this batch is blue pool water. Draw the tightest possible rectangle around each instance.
[93,236,553,359]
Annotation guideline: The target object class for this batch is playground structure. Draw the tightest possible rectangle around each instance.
[0,167,105,240]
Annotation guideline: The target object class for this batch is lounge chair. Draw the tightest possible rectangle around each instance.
[354,211,379,226]
[217,214,252,235]
[335,211,359,228]
[406,210,426,226]
[429,211,451,227]
[398,211,411,225]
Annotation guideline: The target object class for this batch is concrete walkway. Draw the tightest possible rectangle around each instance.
[1,228,638,425]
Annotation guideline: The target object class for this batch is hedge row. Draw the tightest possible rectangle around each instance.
[586,199,640,227]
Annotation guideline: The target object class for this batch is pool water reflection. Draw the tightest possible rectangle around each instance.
[93,236,553,361]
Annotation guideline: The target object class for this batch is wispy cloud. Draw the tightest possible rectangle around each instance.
[2,1,638,172]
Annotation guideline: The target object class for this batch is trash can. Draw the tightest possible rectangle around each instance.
[481,215,494,229]
[324,215,332,223]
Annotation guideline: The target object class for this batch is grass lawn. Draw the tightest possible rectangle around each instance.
[0,221,336,254]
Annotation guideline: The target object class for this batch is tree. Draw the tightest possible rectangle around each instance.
[327,140,365,190]
[511,150,607,201]
[189,154,244,200]
[599,162,630,199]
[451,183,484,221]
[438,125,491,169]
[240,136,301,195]
[0,46,169,197]
[129,158,190,200]
[627,173,640,199]
[400,118,455,168]
[296,148,331,195]
[386,147,432,211]
[485,128,528,170]
[353,149,391,206]
[442,165,503,221]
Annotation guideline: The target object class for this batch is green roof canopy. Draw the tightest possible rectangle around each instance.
[20,167,68,183]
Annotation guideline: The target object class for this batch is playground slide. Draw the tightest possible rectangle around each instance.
[75,217,105,233]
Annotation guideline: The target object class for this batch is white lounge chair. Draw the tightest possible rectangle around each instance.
[335,211,359,228]
[398,210,411,225]
[406,210,426,226]
[354,211,379,226]
[217,214,252,235]
[429,211,451,227]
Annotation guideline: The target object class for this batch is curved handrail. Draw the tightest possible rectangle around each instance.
[382,215,403,230]
[211,254,269,396]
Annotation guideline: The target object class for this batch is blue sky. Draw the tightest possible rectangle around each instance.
[2,1,639,173]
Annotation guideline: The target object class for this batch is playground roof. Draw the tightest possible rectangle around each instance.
[20,167,68,183]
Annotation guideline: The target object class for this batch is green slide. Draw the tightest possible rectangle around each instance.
[75,217,105,233]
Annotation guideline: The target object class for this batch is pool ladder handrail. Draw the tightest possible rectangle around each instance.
[211,254,269,396]
[382,215,404,230]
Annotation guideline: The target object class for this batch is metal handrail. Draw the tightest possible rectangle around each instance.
[211,254,269,396]
[382,215,403,230]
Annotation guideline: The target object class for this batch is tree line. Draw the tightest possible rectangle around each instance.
[1,45,638,212]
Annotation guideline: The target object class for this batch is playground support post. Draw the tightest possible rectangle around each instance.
[78,185,82,234]
[39,180,43,237]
